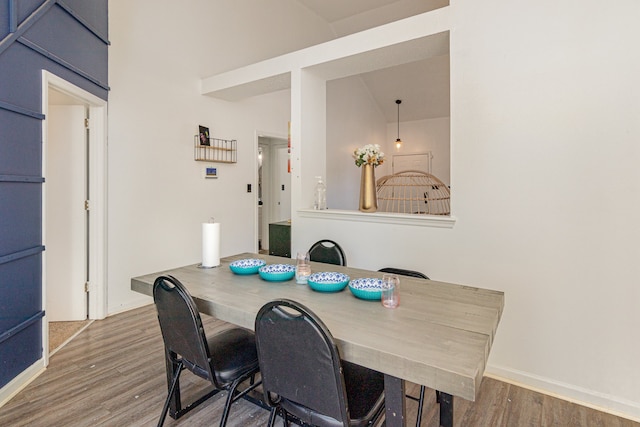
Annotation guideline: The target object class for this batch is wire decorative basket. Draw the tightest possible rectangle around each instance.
[376,170,450,215]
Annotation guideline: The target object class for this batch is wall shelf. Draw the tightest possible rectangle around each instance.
[194,136,237,163]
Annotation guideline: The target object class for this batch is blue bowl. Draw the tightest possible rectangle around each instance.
[229,258,266,275]
[348,278,384,300]
[259,264,295,282]
[307,272,350,293]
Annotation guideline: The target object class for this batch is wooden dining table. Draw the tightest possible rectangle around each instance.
[131,253,504,427]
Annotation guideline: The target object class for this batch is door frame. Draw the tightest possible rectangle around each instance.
[254,131,288,253]
[42,71,108,364]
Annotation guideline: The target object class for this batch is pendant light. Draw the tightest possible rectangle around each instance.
[395,99,403,150]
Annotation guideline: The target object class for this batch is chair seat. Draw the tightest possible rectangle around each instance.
[182,327,258,385]
[208,328,259,385]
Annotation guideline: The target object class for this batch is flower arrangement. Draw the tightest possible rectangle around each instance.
[353,144,385,167]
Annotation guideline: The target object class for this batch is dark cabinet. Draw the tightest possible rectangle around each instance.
[269,221,291,258]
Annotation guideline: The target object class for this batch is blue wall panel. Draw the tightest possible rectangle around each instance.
[23,5,108,85]
[62,0,108,37]
[0,315,42,388]
[0,0,9,39]
[0,182,41,257]
[0,43,44,111]
[15,0,46,23]
[0,254,42,333]
[0,0,108,391]
[0,111,42,176]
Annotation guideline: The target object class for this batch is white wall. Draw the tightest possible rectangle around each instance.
[293,0,640,420]
[385,117,451,186]
[446,1,640,416]
[107,0,333,312]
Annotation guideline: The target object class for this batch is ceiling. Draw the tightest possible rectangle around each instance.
[295,0,450,123]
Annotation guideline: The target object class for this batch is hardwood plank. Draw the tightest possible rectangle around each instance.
[503,383,544,426]
[458,377,510,426]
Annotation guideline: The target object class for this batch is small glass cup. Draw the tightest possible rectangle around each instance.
[295,251,311,284]
[381,273,400,308]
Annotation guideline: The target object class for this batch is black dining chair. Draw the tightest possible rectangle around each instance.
[378,267,431,427]
[153,275,261,427]
[378,267,429,281]
[309,239,347,266]
[255,299,385,427]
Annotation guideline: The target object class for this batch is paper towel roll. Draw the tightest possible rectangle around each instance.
[202,222,220,267]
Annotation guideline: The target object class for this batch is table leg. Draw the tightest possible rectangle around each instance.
[384,374,406,426]
[439,392,453,427]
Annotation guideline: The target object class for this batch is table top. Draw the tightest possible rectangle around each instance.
[131,253,504,401]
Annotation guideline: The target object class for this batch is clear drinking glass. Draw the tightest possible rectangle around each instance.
[295,251,311,284]
[381,273,400,308]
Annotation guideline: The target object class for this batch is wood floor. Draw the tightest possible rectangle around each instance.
[1,305,637,427]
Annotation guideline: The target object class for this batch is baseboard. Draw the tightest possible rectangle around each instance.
[0,359,45,408]
[486,365,640,423]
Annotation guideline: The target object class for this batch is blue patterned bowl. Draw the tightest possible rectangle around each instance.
[348,278,384,300]
[259,264,296,282]
[307,272,350,293]
[229,258,266,275]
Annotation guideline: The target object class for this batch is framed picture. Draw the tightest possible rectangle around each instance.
[199,125,210,146]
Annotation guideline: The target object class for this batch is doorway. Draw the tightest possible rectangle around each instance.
[42,72,107,361]
[257,134,290,253]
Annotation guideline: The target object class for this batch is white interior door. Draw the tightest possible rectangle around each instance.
[46,105,87,321]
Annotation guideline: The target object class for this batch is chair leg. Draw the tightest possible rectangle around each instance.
[268,407,277,427]
[219,378,240,427]
[220,373,259,427]
[157,361,183,427]
[415,385,426,427]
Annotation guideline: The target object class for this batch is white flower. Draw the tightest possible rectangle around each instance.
[353,144,385,167]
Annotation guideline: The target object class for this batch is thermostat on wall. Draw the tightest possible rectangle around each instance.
[205,167,218,179]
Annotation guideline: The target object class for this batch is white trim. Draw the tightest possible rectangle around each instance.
[41,70,108,377]
[0,359,45,409]
[297,208,456,228]
[255,130,289,253]
[42,71,108,324]
[486,365,640,423]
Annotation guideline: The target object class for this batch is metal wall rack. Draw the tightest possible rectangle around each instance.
[194,136,237,163]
